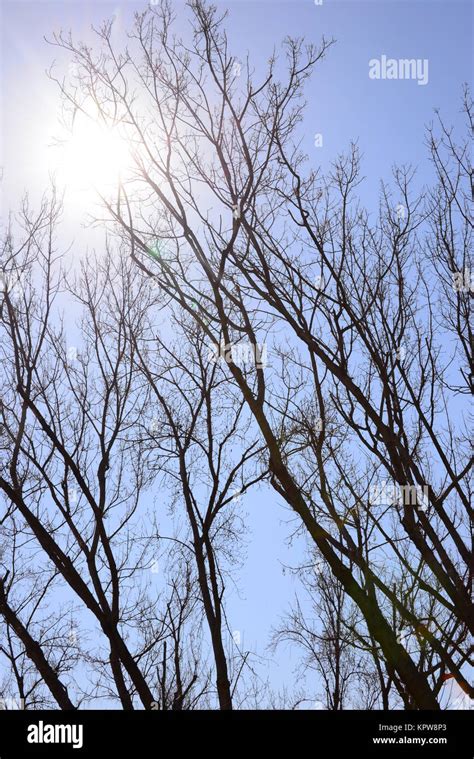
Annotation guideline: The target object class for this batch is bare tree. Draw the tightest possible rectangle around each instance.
[129,309,266,709]
[0,519,78,710]
[273,564,363,710]
[45,1,472,708]
[47,0,472,708]
[151,557,209,711]
[0,192,262,709]
[0,0,467,712]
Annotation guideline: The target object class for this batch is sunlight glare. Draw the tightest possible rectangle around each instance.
[60,114,131,196]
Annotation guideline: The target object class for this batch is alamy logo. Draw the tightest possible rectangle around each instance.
[369,480,429,511]
[369,55,429,86]
[27,721,83,750]
[208,341,267,369]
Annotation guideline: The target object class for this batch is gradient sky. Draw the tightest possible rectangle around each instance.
[0,0,472,705]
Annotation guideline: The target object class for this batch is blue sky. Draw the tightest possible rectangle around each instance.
[0,0,472,705]
[1,0,471,215]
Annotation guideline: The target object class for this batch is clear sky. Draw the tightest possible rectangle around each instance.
[0,0,472,705]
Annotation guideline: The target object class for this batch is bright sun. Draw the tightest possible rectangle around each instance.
[60,114,131,196]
